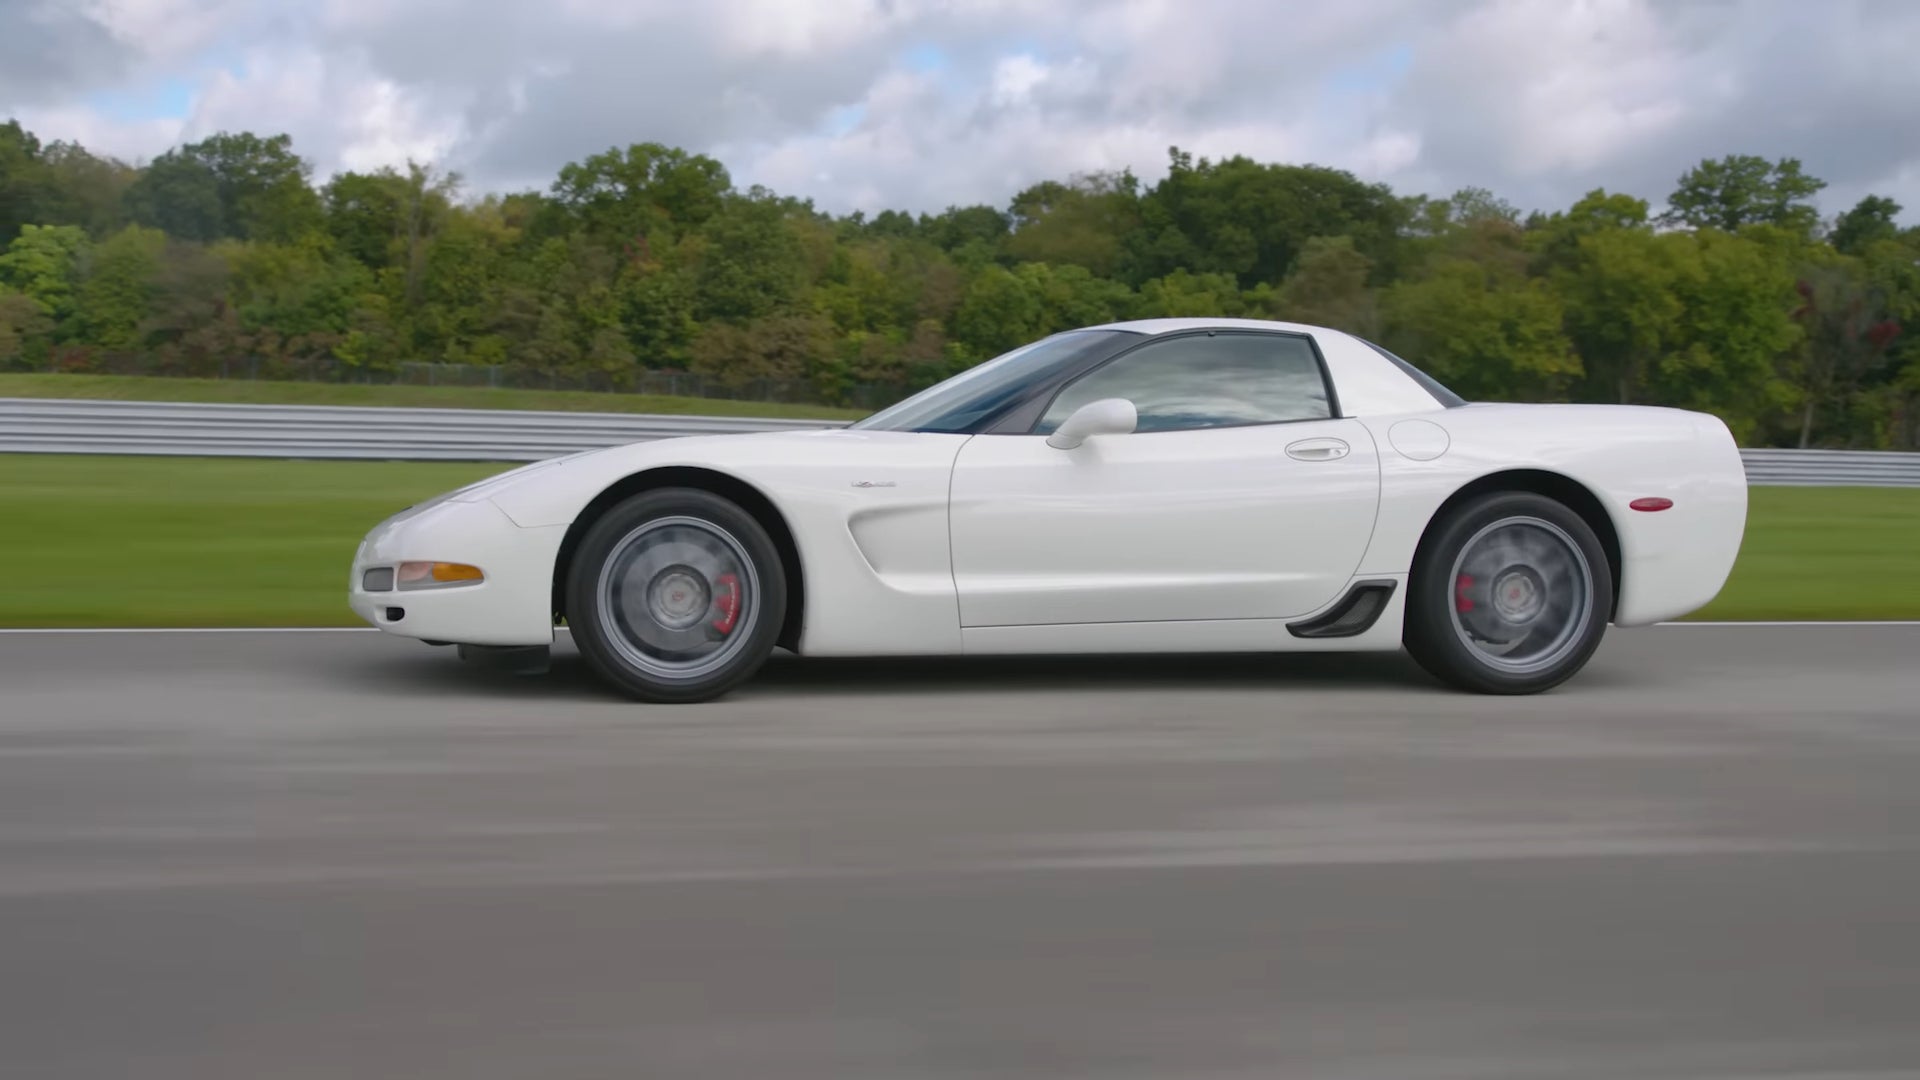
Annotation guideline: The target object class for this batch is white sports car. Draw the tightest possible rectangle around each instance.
[350,318,1748,700]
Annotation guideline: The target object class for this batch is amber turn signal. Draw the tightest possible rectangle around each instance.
[397,561,484,587]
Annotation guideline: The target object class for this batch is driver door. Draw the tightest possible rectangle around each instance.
[946,329,1381,628]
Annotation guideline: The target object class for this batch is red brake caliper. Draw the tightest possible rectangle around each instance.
[710,574,741,636]
[1455,574,1475,613]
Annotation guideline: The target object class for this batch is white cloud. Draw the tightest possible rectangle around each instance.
[3,0,1917,222]
[1402,0,1691,175]
[79,0,257,64]
[180,45,462,179]
[1388,0,1920,215]
[7,103,183,164]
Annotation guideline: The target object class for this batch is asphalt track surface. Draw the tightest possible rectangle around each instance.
[4,625,1920,1079]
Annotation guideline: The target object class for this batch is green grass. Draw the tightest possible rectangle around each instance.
[0,456,1915,627]
[0,456,510,627]
[1692,486,1920,621]
[0,373,870,421]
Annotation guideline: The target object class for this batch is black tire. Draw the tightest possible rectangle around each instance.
[566,487,788,703]
[1404,491,1613,695]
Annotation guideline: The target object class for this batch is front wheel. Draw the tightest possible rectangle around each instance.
[566,487,787,703]
[1404,492,1613,695]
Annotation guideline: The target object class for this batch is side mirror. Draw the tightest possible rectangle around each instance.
[1046,398,1137,450]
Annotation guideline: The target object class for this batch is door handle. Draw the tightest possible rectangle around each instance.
[1286,437,1350,461]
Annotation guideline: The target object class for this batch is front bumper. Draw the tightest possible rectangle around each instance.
[348,497,568,647]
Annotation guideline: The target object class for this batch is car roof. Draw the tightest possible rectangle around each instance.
[1085,317,1346,338]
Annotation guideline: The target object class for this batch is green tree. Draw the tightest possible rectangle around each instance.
[222,240,370,345]
[408,206,519,363]
[0,223,90,324]
[0,286,53,366]
[1268,235,1378,335]
[324,162,461,306]
[919,204,1009,254]
[1829,195,1903,256]
[126,132,323,244]
[38,141,135,236]
[1136,268,1243,318]
[1381,257,1580,402]
[951,264,1044,357]
[143,239,240,369]
[1859,232,1920,447]
[1788,255,1904,447]
[1660,154,1826,235]
[1138,147,1405,287]
[615,257,699,369]
[1406,186,1522,238]
[1551,225,1684,404]
[551,142,731,247]
[1016,261,1135,329]
[1003,171,1141,279]
[333,291,406,373]
[1658,229,1799,439]
[690,191,808,322]
[1527,188,1652,270]
[0,120,52,244]
[74,225,168,348]
[688,310,834,390]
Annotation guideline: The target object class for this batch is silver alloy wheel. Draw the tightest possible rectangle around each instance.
[595,515,760,682]
[1446,515,1594,676]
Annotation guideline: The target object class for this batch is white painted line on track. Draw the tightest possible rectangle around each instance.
[0,626,579,634]
[0,627,378,634]
[1649,621,1920,628]
[0,623,1915,635]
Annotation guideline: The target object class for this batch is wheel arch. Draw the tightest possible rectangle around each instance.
[1414,469,1623,616]
[551,466,807,652]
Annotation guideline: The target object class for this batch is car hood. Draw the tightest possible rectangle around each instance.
[471,427,973,529]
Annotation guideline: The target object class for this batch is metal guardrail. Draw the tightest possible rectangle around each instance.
[0,399,846,461]
[1734,448,1920,487]
[3,398,1918,484]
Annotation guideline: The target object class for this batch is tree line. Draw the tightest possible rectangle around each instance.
[1,120,1914,447]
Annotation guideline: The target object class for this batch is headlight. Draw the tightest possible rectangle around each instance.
[359,562,485,593]
[396,562,486,589]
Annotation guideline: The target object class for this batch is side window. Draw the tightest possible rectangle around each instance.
[1034,333,1333,435]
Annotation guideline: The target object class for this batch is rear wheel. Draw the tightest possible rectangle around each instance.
[1405,491,1612,694]
[566,488,787,703]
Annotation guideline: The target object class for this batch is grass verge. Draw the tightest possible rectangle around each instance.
[0,456,506,627]
[1690,485,1920,621]
[0,373,869,421]
[0,456,1914,627]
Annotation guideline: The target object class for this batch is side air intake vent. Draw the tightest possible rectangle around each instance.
[1286,580,1398,639]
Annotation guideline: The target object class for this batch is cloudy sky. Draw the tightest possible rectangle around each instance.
[6,0,1919,221]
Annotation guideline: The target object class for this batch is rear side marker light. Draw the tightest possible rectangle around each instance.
[1630,497,1674,512]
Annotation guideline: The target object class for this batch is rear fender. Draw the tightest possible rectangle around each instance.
[1357,405,1748,626]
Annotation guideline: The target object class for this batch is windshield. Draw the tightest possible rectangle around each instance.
[850,330,1138,433]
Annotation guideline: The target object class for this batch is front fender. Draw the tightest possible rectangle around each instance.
[481,430,975,656]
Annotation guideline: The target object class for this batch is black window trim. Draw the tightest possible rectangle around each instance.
[852,326,1144,434]
[991,327,1346,437]
[969,329,1145,435]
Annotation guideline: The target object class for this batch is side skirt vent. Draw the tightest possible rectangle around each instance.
[1286,580,1398,639]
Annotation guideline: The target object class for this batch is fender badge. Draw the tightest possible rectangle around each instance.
[851,480,897,488]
